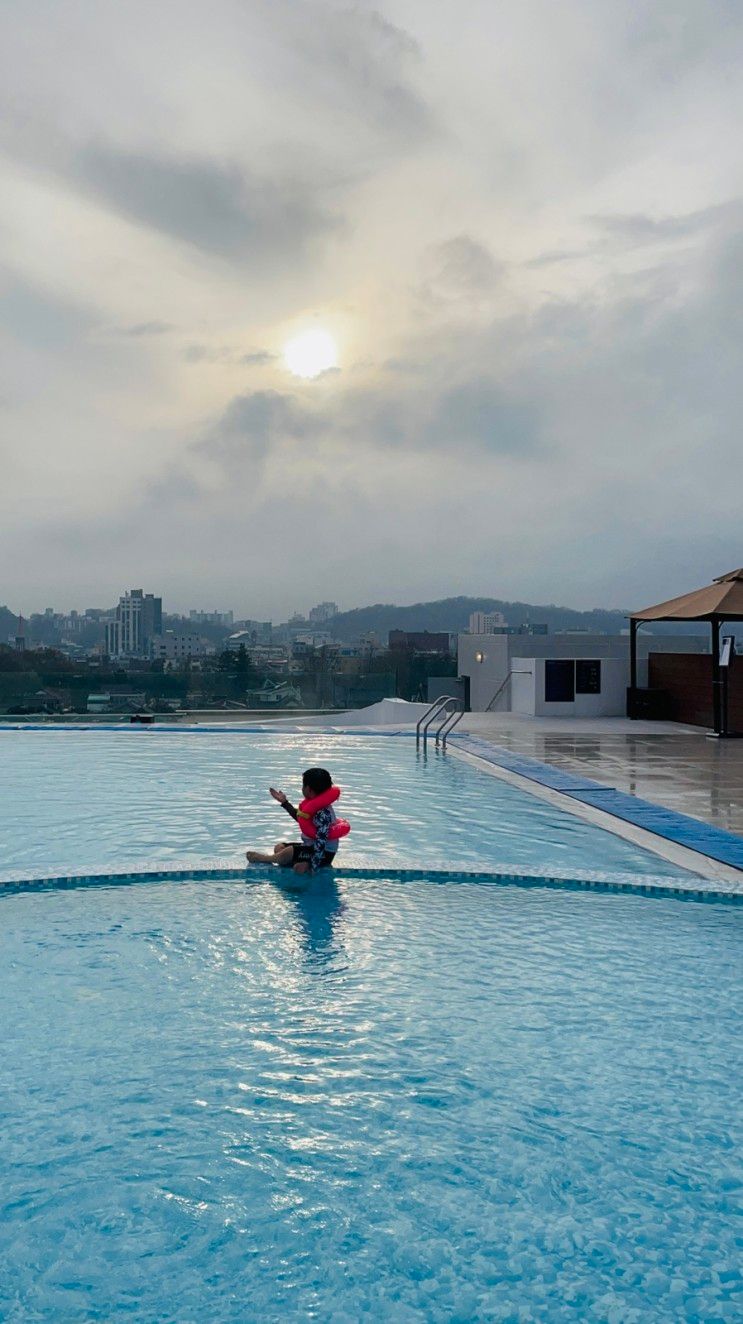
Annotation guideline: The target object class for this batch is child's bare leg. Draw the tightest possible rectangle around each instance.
[246,842,294,866]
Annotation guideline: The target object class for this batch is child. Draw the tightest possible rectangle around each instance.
[246,767,349,876]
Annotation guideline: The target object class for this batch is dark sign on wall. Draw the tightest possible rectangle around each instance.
[576,659,601,694]
[545,660,575,702]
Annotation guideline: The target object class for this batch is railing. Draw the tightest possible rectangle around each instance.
[415,695,468,752]
[485,670,531,712]
[437,705,464,748]
[415,695,458,753]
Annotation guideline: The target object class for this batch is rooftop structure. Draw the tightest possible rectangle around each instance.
[630,567,743,737]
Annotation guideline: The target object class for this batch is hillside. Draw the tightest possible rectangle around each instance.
[325,596,631,642]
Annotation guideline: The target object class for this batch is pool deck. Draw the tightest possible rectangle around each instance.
[449,714,743,882]
[459,714,743,836]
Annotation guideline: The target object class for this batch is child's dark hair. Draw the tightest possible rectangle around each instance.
[302,767,332,794]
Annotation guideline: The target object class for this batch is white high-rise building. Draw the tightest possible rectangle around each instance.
[308,601,339,623]
[104,619,121,655]
[108,590,163,656]
[469,610,507,634]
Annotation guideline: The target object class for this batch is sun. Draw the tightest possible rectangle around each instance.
[284,328,338,379]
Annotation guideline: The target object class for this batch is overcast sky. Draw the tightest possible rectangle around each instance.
[1,0,741,618]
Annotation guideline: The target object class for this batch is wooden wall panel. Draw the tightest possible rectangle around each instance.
[648,653,743,731]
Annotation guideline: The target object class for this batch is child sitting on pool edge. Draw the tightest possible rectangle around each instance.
[246,767,350,876]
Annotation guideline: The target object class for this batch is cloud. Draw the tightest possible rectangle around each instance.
[240,350,275,366]
[328,365,541,459]
[425,379,539,455]
[73,142,339,263]
[183,344,227,364]
[198,389,321,471]
[589,201,739,247]
[527,201,740,267]
[0,269,96,349]
[417,235,503,314]
[278,3,434,145]
[182,344,276,367]
[121,320,174,336]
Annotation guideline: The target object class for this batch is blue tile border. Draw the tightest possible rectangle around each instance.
[0,860,740,903]
[454,735,743,872]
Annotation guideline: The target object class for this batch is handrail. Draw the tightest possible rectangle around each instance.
[417,695,457,753]
[433,699,460,745]
[439,706,465,748]
[420,697,456,751]
[416,695,453,748]
[485,670,531,712]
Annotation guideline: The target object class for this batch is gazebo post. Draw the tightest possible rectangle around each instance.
[711,617,722,736]
[629,618,638,718]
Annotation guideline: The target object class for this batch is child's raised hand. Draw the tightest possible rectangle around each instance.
[269,787,287,804]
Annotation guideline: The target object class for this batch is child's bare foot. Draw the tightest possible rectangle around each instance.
[246,850,266,864]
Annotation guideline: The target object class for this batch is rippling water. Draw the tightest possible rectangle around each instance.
[1,730,691,878]
[1,876,740,1321]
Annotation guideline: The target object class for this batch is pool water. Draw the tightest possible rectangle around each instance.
[1,874,740,1321]
[0,731,692,879]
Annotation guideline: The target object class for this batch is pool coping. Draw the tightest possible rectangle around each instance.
[448,736,743,883]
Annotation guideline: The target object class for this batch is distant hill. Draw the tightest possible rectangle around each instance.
[323,596,630,641]
[323,596,710,642]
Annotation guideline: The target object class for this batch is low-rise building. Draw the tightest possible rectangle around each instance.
[389,630,453,653]
[458,631,710,714]
[468,610,506,633]
[87,689,147,714]
[230,620,272,644]
[189,610,234,627]
[246,680,301,707]
[292,632,335,651]
[151,631,214,661]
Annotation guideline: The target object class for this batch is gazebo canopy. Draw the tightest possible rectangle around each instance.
[630,568,743,622]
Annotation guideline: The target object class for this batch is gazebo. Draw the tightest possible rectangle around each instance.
[629,568,743,735]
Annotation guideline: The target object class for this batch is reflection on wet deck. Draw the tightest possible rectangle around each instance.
[461,715,743,837]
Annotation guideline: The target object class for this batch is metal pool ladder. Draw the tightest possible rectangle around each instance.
[416,696,463,753]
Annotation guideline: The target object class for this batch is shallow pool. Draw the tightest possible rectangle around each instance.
[1,730,692,879]
[1,873,740,1321]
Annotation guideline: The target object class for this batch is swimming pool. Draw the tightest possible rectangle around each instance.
[2,872,740,1321]
[0,730,695,880]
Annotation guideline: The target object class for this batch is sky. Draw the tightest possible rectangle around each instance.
[1,0,741,619]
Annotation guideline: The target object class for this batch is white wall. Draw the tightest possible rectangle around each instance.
[457,634,510,712]
[509,665,537,714]
[458,631,709,711]
[510,657,628,717]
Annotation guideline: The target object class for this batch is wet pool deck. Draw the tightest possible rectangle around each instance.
[459,714,743,840]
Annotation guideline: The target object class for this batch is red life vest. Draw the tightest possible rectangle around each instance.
[297,785,350,841]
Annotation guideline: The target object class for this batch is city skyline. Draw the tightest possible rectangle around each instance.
[1,1,741,616]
